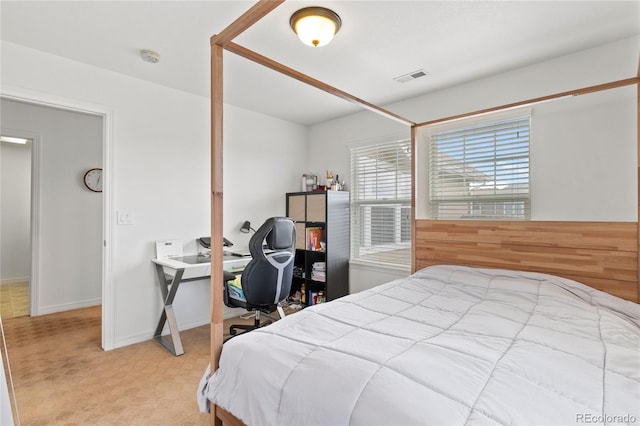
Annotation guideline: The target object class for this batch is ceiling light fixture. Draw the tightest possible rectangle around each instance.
[290,7,341,48]
[140,49,160,63]
[0,136,29,144]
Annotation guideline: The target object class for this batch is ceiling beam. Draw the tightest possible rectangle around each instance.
[224,41,416,126]
[210,0,284,46]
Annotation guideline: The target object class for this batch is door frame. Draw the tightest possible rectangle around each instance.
[1,86,116,351]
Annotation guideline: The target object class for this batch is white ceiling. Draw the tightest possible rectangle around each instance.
[1,1,638,126]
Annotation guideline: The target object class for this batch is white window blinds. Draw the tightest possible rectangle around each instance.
[350,139,411,268]
[428,114,530,220]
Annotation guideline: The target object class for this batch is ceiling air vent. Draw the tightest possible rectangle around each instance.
[393,69,429,83]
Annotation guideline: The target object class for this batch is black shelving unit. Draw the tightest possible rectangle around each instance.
[286,191,349,305]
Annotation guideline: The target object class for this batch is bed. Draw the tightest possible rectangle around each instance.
[204,2,640,425]
[199,265,639,425]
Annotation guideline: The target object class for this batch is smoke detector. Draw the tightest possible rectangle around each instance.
[140,49,160,64]
[393,69,428,83]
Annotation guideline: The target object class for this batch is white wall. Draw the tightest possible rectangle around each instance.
[223,104,309,249]
[1,100,103,313]
[1,41,307,349]
[528,86,636,221]
[349,262,408,294]
[393,36,639,124]
[307,36,639,293]
[0,140,31,283]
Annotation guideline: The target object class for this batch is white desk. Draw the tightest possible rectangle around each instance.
[151,254,250,356]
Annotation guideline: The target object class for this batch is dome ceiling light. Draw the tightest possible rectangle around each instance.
[289,7,341,48]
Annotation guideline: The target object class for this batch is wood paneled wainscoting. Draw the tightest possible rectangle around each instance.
[414,220,639,302]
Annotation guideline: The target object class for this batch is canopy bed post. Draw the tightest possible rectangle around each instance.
[210,41,224,426]
[208,2,286,424]
[410,124,417,274]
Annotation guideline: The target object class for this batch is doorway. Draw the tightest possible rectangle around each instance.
[0,98,105,325]
[0,89,113,351]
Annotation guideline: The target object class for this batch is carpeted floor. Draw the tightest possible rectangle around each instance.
[2,305,256,425]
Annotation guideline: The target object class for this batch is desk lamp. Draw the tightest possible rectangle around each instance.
[240,221,256,234]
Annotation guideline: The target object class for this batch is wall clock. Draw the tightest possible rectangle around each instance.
[83,168,103,192]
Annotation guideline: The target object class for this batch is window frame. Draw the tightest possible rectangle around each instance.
[349,138,412,270]
[425,108,532,221]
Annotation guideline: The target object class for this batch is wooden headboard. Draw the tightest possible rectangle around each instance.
[414,220,639,302]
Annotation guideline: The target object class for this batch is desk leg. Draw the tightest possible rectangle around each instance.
[153,266,185,356]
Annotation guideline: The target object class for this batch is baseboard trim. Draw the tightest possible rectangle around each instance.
[113,318,212,350]
[1,277,29,285]
[112,309,244,351]
[35,298,101,316]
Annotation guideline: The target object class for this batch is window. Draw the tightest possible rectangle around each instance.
[350,139,411,268]
[428,111,530,220]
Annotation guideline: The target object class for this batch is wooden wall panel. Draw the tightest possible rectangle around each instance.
[414,220,638,302]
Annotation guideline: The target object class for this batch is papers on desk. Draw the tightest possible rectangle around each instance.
[225,248,252,257]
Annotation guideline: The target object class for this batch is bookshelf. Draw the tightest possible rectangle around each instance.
[286,191,349,305]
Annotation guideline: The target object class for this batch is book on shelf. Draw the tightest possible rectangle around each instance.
[312,261,326,270]
[305,227,325,251]
[311,273,326,282]
[311,261,326,282]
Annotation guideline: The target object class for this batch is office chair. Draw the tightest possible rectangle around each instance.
[223,217,296,338]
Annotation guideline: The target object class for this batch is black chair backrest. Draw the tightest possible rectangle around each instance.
[241,217,296,306]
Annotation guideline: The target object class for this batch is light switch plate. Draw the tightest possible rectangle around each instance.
[117,209,135,225]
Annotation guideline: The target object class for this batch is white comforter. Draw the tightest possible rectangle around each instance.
[201,265,640,425]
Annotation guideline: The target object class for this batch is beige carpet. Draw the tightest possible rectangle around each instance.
[2,305,246,425]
